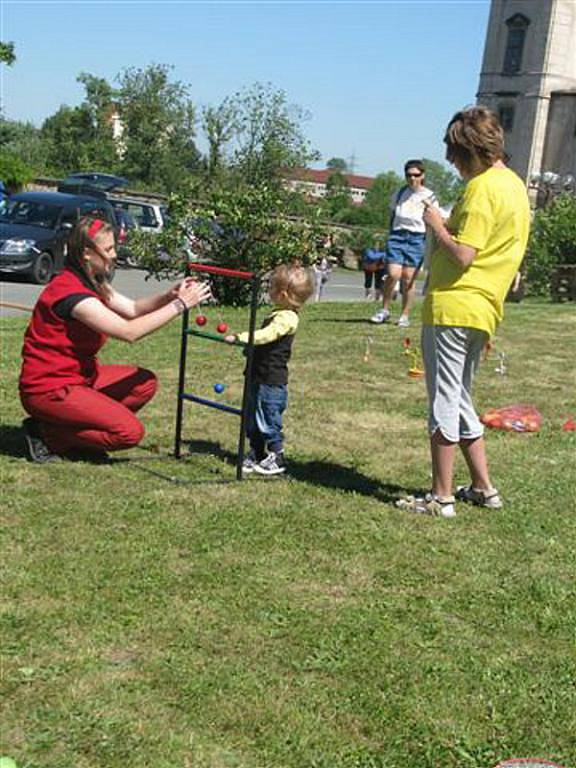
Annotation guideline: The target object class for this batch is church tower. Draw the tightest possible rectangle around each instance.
[477,0,576,182]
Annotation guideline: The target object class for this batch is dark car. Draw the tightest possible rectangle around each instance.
[0,191,117,284]
[59,172,129,192]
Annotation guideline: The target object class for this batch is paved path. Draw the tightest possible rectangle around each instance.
[1,267,375,317]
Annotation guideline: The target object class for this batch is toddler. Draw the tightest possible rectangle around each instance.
[226,264,314,475]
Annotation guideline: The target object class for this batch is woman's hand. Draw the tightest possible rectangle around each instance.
[177,279,212,310]
[423,204,446,232]
[167,277,199,301]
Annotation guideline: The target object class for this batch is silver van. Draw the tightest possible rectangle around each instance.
[110,197,168,234]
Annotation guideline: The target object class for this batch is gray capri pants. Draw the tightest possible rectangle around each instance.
[421,325,488,443]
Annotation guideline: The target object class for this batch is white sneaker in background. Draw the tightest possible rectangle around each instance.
[370,308,390,324]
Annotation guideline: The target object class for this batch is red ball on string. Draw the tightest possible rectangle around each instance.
[216,322,228,334]
[196,315,207,326]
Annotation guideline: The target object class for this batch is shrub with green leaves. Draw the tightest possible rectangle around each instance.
[128,179,325,305]
[525,193,576,296]
[0,151,35,192]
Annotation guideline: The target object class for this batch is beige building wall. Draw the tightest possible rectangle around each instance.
[477,0,576,181]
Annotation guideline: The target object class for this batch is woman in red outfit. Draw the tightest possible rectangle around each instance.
[19,216,211,462]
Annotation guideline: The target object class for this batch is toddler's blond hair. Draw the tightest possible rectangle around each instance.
[270,264,315,309]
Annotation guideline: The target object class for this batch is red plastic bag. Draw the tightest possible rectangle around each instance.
[480,404,542,433]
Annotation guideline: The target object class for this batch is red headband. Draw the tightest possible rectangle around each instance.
[88,219,106,241]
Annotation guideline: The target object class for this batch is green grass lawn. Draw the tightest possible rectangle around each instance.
[1,298,575,768]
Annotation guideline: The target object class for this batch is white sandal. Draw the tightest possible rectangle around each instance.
[396,492,456,519]
[455,485,502,509]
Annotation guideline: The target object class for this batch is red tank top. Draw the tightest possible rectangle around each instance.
[19,269,108,394]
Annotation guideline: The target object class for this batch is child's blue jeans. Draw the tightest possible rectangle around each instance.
[247,382,288,456]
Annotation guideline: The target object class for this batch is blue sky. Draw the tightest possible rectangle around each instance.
[1,0,491,176]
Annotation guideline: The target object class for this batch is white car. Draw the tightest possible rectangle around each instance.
[109,196,169,234]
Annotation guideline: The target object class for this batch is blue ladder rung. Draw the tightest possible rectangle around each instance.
[181,392,241,416]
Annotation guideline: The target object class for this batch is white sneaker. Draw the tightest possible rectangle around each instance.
[396,315,411,328]
[253,452,286,476]
[370,308,390,324]
[241,452,259,474]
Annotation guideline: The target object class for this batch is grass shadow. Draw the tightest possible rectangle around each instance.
[0,424,27,459]
[1,424,412,500]
[184,438,236,464]
[310,318,375,325]
[280,457,407,504]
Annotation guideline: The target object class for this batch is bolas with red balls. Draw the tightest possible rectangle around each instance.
[216,322,228,334]
[195,315,207,327]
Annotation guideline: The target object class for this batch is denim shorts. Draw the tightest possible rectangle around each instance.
[386,230,426,269]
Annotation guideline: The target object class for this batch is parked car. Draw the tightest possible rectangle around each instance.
[58,172,129,192]
[113,206,139,267]
[109,196,169,234]
[0,191,117,284]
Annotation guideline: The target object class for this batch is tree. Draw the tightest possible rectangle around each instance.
[421,157,462,206]
[202,100,237,179]
[116,64,200,191]
[40,72,119,175]
[326,157,348,172]
[0,152,34,191]
[223,82,318,186]
[321,171,352,219]
[0,117,46,171]
[363,171,403,226]
[0,42,16,66]
[525,193,576,296]
[42,105,97,174]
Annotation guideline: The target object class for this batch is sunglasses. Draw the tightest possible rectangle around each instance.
[406,172,423,178]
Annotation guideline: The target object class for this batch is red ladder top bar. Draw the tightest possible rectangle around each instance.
[187,263,254,280]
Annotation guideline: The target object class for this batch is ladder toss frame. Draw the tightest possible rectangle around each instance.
[174,263,260,480]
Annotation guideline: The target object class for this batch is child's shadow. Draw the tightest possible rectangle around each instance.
[187,440,406,503]
[1,429,412,503]
[288,458,405,504]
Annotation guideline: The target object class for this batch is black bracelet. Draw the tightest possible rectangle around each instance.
[172,297,187,314]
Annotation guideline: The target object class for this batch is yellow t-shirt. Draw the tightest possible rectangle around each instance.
[422,166,530,337]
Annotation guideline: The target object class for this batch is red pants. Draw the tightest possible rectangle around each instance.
[21,365,158,454]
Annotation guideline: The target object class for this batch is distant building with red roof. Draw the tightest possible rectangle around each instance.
[285,168,375,205]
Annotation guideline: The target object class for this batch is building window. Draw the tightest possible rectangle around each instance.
[498,105,515,132]
[503,14,530,75]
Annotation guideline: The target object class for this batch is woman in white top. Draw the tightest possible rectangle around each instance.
[370,159,436,328]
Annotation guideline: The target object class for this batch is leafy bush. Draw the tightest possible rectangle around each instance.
[128,179,325,305]
[525,194,576,296]
[0,151,35,191]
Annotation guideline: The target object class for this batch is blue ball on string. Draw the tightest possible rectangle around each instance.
[213,383,226,394]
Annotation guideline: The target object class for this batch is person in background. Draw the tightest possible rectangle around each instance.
[225,264,315,476]
[19,216,211,463]
[396,106,530,518]
[0,180,8,213]
[313,252,332,301]
[361,241,386,301]
[370,159,437,327]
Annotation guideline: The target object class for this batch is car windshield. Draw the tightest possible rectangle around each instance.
[0,199,63,229]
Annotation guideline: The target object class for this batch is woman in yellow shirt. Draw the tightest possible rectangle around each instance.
[397,106,530,518]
